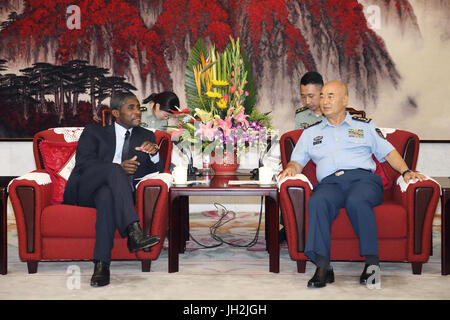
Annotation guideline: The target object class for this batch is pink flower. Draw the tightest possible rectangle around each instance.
[195,120,218,141]
[216,117,233,137]
[230,86,235,94]
[233,109,249,128]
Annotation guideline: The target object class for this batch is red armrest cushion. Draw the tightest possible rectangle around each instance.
[373,157,393,190]
[39,141,78,203]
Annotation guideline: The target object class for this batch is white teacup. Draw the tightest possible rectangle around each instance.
[259,166,273,184]
[172,166,188,185]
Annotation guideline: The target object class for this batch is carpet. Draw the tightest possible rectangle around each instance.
[1,209,450,301]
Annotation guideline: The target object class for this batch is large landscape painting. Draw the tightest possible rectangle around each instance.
[0,0,448,139]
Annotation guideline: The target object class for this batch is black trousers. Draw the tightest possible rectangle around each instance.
[77,163,139,263]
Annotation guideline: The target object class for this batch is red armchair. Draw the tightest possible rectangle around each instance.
[9,127,172,273]
[279,128,440,274]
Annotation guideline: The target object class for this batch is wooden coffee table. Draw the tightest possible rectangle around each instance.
[168,173,280,273]
[434,177,450,275]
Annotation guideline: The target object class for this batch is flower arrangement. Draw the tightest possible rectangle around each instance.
[171,36,272,164]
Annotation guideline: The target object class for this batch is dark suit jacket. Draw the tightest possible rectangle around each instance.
[63,124,163,205]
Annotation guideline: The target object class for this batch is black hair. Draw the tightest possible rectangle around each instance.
[300,71,324,87]
[110,91,138,111]
[143,91,180,113]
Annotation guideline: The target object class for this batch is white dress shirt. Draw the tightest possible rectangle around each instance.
[112,122,160,164]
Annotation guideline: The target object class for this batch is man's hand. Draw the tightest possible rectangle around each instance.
[385,150,427,183]
[403,170,427,183]
[278,161,303,181]
[121,155,140,175]
[135,141,159,155]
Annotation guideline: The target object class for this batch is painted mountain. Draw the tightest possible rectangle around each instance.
[0,0,448,138]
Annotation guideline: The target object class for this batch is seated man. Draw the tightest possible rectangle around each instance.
[279,80,425,288]
[63,92,162,287]
[295,71,325,129]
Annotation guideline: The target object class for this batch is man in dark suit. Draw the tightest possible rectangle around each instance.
[63,92,162,287]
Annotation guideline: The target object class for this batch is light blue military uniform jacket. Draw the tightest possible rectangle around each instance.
[291,112,395,183]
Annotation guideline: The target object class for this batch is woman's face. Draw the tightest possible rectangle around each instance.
[152,103,172,120]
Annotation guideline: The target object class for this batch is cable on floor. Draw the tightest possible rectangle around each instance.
[188,197,264,249]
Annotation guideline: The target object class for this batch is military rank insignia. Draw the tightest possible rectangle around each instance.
[352,116,371,123]
[305,120,322,129]
[313,136,323,145]
[348,129,364,138]
[296,106,308,114]
[375,128,386,139]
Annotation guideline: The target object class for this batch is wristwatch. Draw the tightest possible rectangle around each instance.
[401,169,412,177]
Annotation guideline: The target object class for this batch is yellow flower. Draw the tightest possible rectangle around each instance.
[206,91,222,99]
[216,98,227,109]
[212,80,229,86]
[194,108,213,123]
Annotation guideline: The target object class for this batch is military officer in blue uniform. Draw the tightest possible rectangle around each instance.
[279,80,426,288]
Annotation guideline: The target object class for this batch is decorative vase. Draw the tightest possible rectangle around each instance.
[211,151,239,175]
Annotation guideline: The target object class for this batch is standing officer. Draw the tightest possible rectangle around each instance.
[64,92,162,287]
[295,71,325,129]
[280,71,327,244]
[279,80,426,288]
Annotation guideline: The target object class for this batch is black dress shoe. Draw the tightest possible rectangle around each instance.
[307,266,334,288]
[127,222,160,253]
[90,260,110,287]
[360,264,380,285]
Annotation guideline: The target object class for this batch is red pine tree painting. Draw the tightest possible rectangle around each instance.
[0,0,419,134]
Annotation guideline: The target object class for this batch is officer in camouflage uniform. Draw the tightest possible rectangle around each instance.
[280,71,326,244]
[140,106,170,131]
[295,71,325,129]
[141,91,180,131]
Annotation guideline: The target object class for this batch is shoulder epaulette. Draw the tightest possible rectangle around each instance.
[304,120,322,129]
[296,106,308,114]
[352,116,371,123]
